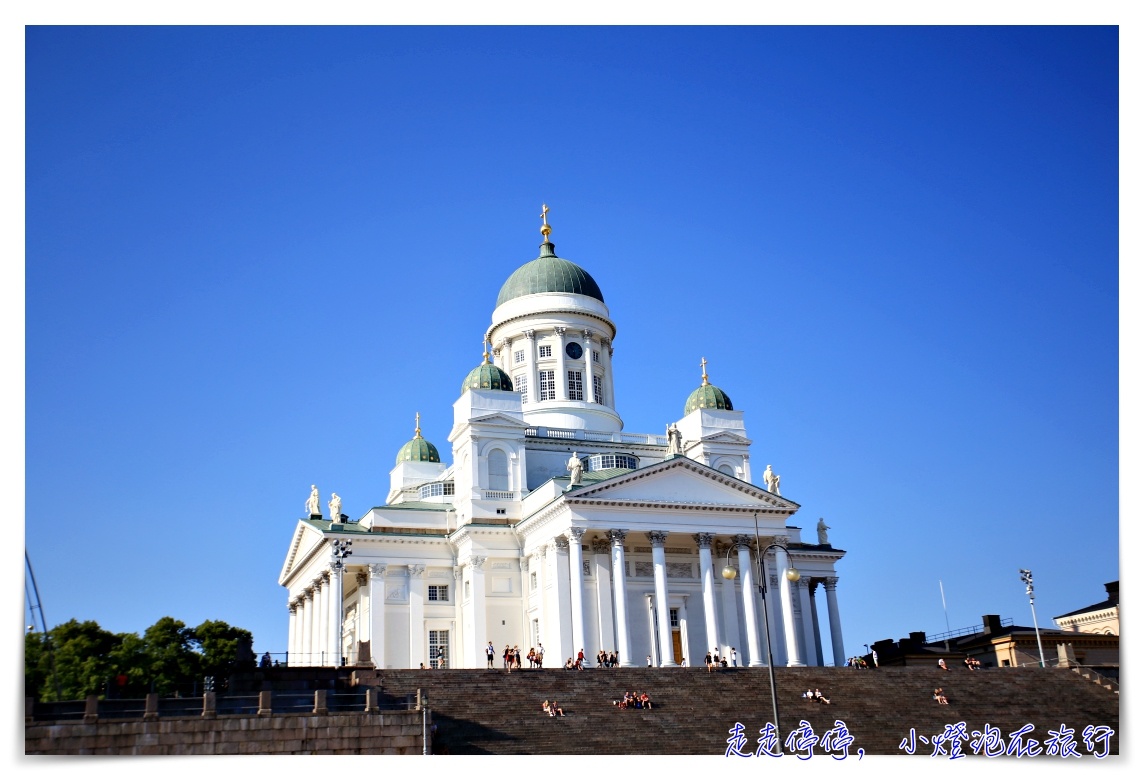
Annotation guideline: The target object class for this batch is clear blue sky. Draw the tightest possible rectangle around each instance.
[24,26,1120,662]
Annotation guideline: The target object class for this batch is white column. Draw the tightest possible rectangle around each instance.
[466,556,488,669]
[824,577,847,667]
[301,588,314,665]
[765,569,786,666]
[718,539,745,663]
[648,531,676,666]
[315,573,328,665]
[287,602,298,666]
[519,558,531,649]
[694,533,719,655]
[646,596,658,665]
[567,529,587,658]
[592,538,615,654]
[678,598,690,666]
[796,577,816,667]
[774,539,804,666]
[329,564,344,667]
[554,327,568,400]
[368,564,387,669]
[583,329,597,403]
[552,538,573,663]
[408,565,426,668]
[524,330,538,404]
[321,572,334,666]
[735,536,763,667]
[609,530,633,666]
[809,581,825,666]
[602,337,615,408]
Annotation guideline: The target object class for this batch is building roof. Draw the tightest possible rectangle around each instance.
[684,357,733,415]
[1053,581,1120,620]
[396,413,441,465]
[496,241,604,306]
[462,358,514,394]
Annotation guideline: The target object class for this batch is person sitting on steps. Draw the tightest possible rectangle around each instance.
[812,688,830,704]
[933,687,949,705]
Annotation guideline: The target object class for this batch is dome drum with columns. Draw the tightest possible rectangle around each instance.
[279,207,847,671]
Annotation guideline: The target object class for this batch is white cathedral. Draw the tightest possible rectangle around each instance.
[279,209,847,670]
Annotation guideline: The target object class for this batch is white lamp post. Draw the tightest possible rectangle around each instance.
[1018,569,1046,668]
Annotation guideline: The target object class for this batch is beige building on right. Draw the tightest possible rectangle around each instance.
[1054,580,1119,636]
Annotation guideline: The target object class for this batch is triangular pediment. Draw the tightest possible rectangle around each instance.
[467,412,527,427]
[279,520,327,585]
[567,457,797,510]
[697,431,751,445]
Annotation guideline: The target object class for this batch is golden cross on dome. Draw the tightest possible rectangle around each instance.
[482,337,490,364]
[540,203,552,240]
[415,412,422,438]
[701,357,709,386]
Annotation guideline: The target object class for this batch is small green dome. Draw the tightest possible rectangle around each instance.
[684,384,734,415]
[462,362,514,393]
[684,358,733,415]
[496,242,605,307]
[396,414,441,465]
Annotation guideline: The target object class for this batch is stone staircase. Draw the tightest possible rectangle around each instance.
[356,666,1119,756]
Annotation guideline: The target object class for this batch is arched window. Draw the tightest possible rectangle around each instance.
[718,464,735,476]
[488,449,509,491]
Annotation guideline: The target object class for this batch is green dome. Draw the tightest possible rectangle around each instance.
[396,435,440,465]
[684,384,734,414]
[396,415,440,465]
[462,361,514,393]
[496,242,604,307]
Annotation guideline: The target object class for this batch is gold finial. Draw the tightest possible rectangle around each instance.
[482,338,490,364]
[701,357,709,386]
[540,203,552,241]
[414,412,422,438]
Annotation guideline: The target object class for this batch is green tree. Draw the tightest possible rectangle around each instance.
[28,619,118,700]
[106,631,149,698]
[193,619,255,684]
[141,617,200,696]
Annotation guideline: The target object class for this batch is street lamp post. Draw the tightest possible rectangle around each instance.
[330,539,353,667]
[1018,569,1046,668]
[721,515,800,749]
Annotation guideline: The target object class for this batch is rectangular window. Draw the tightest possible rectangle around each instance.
[538,344,552,358]
[516,373,528,401]
[568,370,584,401]
[428,585,448,602]
[429,630,449,669]
[514,349,525,364]
[539,370,555,401]
[593,350,600,363]
[670,608,680,628]
[592,375,603,404]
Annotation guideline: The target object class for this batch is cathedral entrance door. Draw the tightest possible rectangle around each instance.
[672,630,683,664]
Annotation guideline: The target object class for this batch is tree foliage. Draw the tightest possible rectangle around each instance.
[24,616,256,701]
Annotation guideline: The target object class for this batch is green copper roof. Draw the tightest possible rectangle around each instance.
[496,242,604,307]
[462,361,514,393]
[684,383,734,415]
[396,434,441,465]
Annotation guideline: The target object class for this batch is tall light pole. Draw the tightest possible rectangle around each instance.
[1018,569,1046,668]
[331,539,353,666]
[721,515,800,748]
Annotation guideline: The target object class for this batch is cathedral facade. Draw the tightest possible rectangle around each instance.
[279,210,848,669]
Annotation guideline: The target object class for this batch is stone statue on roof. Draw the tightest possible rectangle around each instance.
[566,452,583,487]
[306,484,321,517]
[328,492,342,521]
[762,465,781,496]
[666,423,683,455]
[817,518,830,546]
